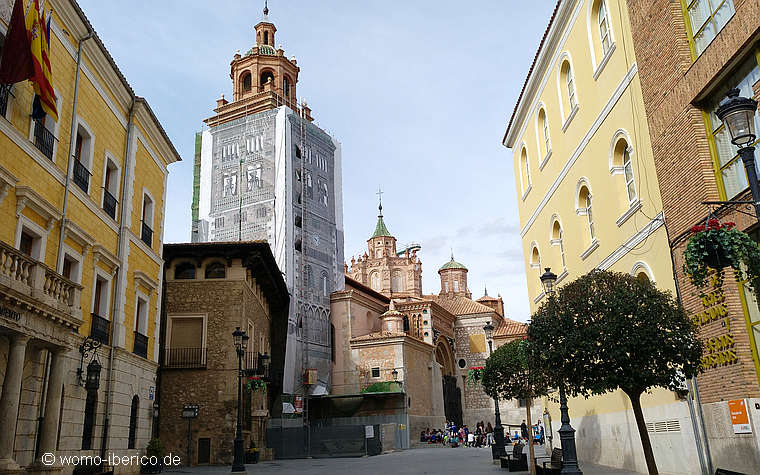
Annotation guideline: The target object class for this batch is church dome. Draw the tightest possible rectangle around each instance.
[439,255,467,272]
[247,44,276,56]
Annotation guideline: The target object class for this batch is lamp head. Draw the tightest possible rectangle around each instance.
[716,88,758,146]
[540,267,558,296]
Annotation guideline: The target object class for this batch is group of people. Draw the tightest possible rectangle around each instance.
[420,420,547,448]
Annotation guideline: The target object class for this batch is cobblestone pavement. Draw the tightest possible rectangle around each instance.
[165,446,642,475]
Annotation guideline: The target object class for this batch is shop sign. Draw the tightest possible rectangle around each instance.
[294,396,303,414]
[0,304,22,322]
[728,399,751,434]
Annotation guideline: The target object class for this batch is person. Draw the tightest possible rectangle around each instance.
[539,423,545,445]
[475,423,483,448]
[486,422,494,446]
[521,420,528,440]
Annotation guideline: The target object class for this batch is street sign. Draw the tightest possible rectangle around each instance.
[365,425,374,439]
[181,404,199,419]
[149,386,154,401]
[728,399,751,434]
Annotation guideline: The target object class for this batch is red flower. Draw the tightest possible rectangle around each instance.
[691,225,705,233]
[722,222,736,229]
[707,219,720,228]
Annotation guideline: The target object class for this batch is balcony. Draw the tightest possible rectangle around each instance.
[0,240,83,327]
[73,160,91,193]
[33,120,55,160]
[244,351,270,380]
[0,85,10,117]
[163,347,207,369]
[90,313,110,345]
[141,222,153,247]
[103,189,117,219]
[133,331,148,358]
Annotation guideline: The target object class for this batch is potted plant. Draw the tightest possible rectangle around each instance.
[467,366,484,385]
[246,376,267,392]
[141,438,164,474]
[683,218,760,289]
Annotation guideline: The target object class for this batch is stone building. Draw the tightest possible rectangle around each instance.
[625,0,760,471]
[334,205,534,442]
[192,3,344,397]
[0,1,180,473]
[158,242,288,465]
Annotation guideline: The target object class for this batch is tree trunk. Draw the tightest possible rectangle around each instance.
[628,390,659,475]
[526,397,536,475]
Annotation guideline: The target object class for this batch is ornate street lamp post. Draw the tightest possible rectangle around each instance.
[715,88,760,224]
[483,320,506,460]
[231,327,249,472]
[540,268,582,475]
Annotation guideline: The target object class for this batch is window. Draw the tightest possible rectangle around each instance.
[444,281,449,292]
[241,72,252,93]
[141,192,154,247]
[205,262,226,279]
[551,219,566,269]
[166,315,206,367]
[321,182,328,206]
[72,121,93,193]
[283,76,290,99]
[370,272,380,291]
[392,271,403,292]
[612,136,637,205]
[578,185,595,242]
[530,245,542,285]
[175,262,196,279]
[92,275,110,318]
[538,108,551,158]
[684,0,735,58]
[322,271,329,296]
[19,230,36,257]
[704,56,760,200]
[260,71,274,90]
[223,172,238,196]
[565,63,577,110]
[135,296,148,335]
[519,147,531,196]
[102,157,119,219]
[215,216,224,229]
[127,395,139,449]
[622,148,636,204]
[598,0,611,54]
[453,280,459,292]
[371,367,380,378]
[375,249,382,258]
[62,253,81,283]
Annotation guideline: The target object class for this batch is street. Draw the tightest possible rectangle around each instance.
[164,447,641,475]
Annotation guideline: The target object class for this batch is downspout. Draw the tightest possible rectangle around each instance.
[56,31,94,271]
[100,97,136,459]
[665,221,713,475]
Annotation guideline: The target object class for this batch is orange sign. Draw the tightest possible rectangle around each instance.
[728,399,751,434]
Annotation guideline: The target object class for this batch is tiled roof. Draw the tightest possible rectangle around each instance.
[503,0,562,145]
[344,276,390,303]
[476,295,499,302]
[372,215,392,238]
[425,295,495,316]
[494,318,528,338]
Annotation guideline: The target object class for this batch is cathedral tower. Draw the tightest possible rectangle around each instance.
[438,253,470,299]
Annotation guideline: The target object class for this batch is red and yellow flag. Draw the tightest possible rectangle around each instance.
[26,0,57,121]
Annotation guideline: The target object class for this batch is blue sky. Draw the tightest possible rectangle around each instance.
[78,0,558,322]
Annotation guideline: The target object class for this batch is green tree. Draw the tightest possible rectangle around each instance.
[482,338,551,475]
[528,270,703,475]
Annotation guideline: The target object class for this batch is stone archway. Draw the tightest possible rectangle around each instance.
[435,339,462,426]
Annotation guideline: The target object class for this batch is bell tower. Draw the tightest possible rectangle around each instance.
[255,1,276,47]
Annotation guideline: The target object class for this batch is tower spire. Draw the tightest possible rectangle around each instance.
[377,186,384,217]
[263,0,269,18]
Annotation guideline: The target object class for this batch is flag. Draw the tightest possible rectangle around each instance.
[0,0,34,84]
[27,0,57,121]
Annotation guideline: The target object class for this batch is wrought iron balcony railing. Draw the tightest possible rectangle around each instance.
[90,313,110,345]
[133,331,148,358]
[33,120,55,160]
[103,189,117,219]
[73,159,91,193]
[141,222,153,247]
[163,347,207,369]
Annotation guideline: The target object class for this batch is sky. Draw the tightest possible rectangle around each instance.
[78,0,558,322]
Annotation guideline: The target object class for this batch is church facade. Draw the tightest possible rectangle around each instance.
[332,205,541,439]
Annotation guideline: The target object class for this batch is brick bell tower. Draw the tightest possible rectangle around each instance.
[438,252,470,299]
[207,1,308,126]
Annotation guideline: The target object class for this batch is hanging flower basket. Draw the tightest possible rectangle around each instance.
[246,376,267,392]
[683,219,760,289]
[467,366,484,385]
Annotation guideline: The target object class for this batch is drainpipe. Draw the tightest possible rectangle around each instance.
[100,97,136,459]
[664,222,713,475]
[55,31,93,272]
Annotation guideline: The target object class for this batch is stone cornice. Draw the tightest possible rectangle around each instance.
[0,163,18,205]
[93,244,120,273]
[63,220,95,254]
[134,270,158,294]
[15,186,62,230]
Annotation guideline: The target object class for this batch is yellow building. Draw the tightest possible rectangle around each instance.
[503,1,701,473]
[0,1,180,473]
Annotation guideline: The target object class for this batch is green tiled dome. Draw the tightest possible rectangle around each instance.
[439,254,467,271]
[246,44,276,56]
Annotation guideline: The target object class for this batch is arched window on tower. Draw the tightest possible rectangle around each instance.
[241,72,252,93]
[370,272,380,291]
[264,31,269,45]
[283,76,290,99]
[260,71,274,91]
[403,315,410,333]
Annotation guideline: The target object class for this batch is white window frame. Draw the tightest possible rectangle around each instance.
[141,187,155,231]
[15,215,48,261]
[134,290,150,336]
[166,314,208,350]
[101,151,121,217]
[27,87,62,164]
[1,84,15,122]
[73,115,96,172]
[91,267,113,320]
[598,0,611,55]
[60,244,84,284]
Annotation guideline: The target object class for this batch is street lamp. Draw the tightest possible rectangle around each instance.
[231,327,249,473]
[716,88,760,223]
[540,268,582,475]
[483,320,505,460]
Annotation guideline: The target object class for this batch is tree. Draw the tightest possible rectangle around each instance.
[482,338,551,475]
[528,270,703,475]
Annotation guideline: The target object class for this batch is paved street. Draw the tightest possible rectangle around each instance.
[165,447,641,475]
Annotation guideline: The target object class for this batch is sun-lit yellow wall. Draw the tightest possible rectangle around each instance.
[0,1,178,363]
[504,0,682,431]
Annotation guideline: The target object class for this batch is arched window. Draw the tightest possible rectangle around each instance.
[283,76,291,99]
[519,147,531,195]
[370,272,380,291]
[611,136,637,205]
[205,262,226,279]
[578,184,595,243]
[241,72,252,93]
[403,315,410,333]
[632,262,654,283]
[563,62,577,110]
[128,395,139,449]
[264,31,269,45]
[530,245,541,271]
[551,219,566,269]
[260,71,274,91]
[538,108,551,159]
[598,0,611,54]
[321,271,329,296]
[175,262,196,280]
[392,271,403,292]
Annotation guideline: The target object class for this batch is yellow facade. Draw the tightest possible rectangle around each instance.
[503,1,698,472]
[0,0,180,362]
